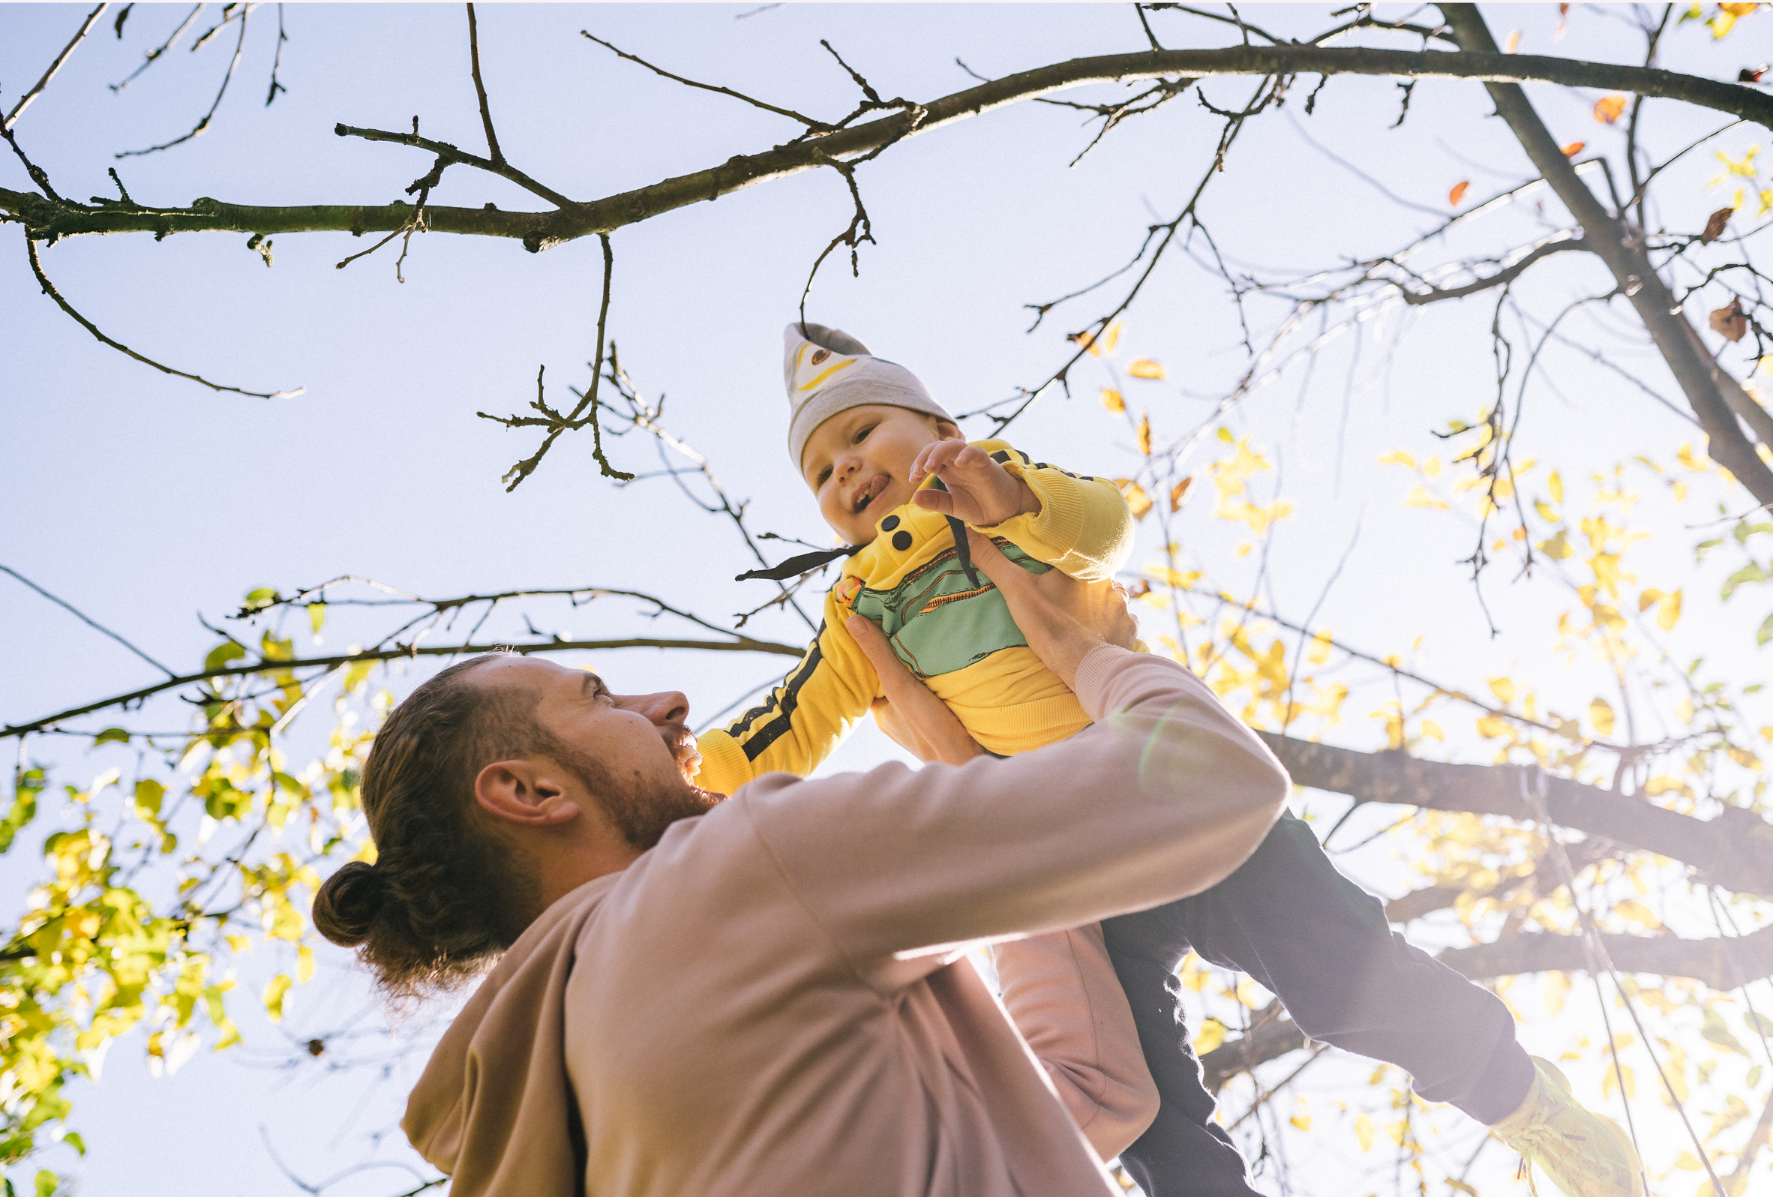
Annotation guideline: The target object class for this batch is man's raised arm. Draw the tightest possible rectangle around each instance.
[736,536,1291,986]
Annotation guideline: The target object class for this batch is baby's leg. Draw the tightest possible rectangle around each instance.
[1100,905,1261,1197]
[1177,811,1535,1123]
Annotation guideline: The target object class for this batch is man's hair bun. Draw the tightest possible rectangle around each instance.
[313,860,387,948]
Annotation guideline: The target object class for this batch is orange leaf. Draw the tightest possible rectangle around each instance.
[1562,141,1586,157]
[1593,94,1627,124]
[1170,477,1193,512]
[1702,206,1734,244]
[1127,358,1166,380]
[1136,413,1152,456]
[1099,388,1125,414]
[1449,179,1471,207]
[1116,479,1153,520]
[1720,3,1758,15]
[1712,297,1750,342]
[1504,29,1522,53]
[1070,321,1123,358]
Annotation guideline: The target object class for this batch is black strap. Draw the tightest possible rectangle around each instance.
[735,543,862,582]
[947,515,980,589]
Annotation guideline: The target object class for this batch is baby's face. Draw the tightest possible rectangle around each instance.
[801,405,961,545]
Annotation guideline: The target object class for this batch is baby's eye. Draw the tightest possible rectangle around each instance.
[853,424,875,444]
[817,466,832,486]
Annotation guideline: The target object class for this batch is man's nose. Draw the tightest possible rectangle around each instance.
[616,690,690,727]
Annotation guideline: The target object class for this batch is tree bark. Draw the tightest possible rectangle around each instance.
[1439,4,1773,506]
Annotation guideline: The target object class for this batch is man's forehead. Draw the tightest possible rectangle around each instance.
[472,656,596,689]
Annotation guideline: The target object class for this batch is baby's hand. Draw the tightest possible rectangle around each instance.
[908,441,1041,527]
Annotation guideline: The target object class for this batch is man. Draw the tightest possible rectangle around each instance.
[313,533,1292,1196]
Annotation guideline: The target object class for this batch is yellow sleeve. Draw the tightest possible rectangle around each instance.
[974,445,1135,583]
[694,587,880,794]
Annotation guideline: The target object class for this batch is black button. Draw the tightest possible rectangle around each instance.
[891,530,913,552]
[881,514,900,531]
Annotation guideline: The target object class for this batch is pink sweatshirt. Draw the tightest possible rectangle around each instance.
[403,646,1291,1197]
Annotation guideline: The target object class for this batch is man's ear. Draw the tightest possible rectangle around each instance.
[933,417,964,441]
[475,759,583,828]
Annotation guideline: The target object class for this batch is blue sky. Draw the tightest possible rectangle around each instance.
[7,3,1773,1194]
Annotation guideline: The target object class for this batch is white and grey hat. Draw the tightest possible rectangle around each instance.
[783,322,953,470]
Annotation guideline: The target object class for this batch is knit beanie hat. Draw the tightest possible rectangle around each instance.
[784,322,954,470]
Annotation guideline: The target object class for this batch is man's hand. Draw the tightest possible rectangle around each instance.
[909,442,1041,527]
[848,614,985,765]
[965,530,1137,692]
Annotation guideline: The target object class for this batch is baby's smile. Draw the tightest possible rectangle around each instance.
[852,473,893,515]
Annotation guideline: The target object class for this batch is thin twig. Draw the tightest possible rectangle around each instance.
[265,3,287,107]
[334,123,573,208]
[581,30,832,131]
[465,4,504,165]
[0,564,174,676]
[25,235,303,399]
[116,4,250,157]
[4,2,108,131]
[110,3,202,93]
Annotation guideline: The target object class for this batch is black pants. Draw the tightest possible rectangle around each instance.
[1101,812,1535,1197]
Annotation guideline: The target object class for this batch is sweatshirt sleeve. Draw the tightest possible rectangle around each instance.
[739,646,1292,987]
[974,446,1135,584]
[992,923,1158,1162]
[693,587,880,795]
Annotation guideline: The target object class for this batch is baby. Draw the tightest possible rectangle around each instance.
[696,322,1642,1197]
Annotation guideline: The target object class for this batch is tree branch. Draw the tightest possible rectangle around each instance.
[1439,4,1773,508]
[1259,733,1773,901]
[25,234,303,399]
[12,45,1773,247]
[1397,237,1589,305]
[334,123,571,209]
[465,3,504,166]
[0,633,803,740]
[4,2,108,131]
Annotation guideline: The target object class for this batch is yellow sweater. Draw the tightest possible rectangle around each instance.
[697,440,1135,795]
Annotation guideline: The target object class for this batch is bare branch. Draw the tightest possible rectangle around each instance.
[109,3,201,93]
[1260,732,1773,901]
[581,30,833,131]
[465,4,504,165]
[1,632,803,740]
[4,2,108,131]
[334,122,572,209]
[116,4,250,158]
[24,235,303,400]
[265,3,287,107]
[1436,922,1773,991]
[0,563,173,676]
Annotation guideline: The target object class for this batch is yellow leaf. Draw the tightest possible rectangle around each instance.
[1490,677,1516,704]
[1674,1151,1702,1171]
[1074,321,1123,357]
[1127,358,1166,380]
[1193,1017,1227,1053]
[1216,426,1234,443]
[1308,628,1333,666]
[1729,745,1761,769]
[264,974,293,1023]
[1420,720,1443,740]
[1169,477,1192,512]
[1549,470,1564,502]
[1504,29,1522,52]
[1545,971,1569,1014]
[1535,500,1559,521]
[1354,1112,1376,1151]
[297,944,315,983]
[1405,485,1449,509]
[1379,450,1415,467]
[1290,1114,1312,1131]
[1449,179,1470,207]
[1117,479,1153,520]
[1638,588,1664,612]
[1538,529,1573,559]
[1594,94,1627,124]
[1475,715,1511,739]
[1590,697,1616,736]
[1137,413,1152,456]
[1099,387,1124,414]
[224,934,250,954]
[1658,589,1683,631]
[1615,899,1660,929]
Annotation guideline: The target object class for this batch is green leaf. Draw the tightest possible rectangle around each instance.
[90,727,130,747]
[61,1132,84,1157]
[1758,612,1773,647]
[203,641,247,674]
[263,974,293,1022]
[242,587,280,613]
[34,1171,56,1197]
[1747,1010,1773,1038]
[133,778,166,820]
[1723,561,1768,601]
[1735,521,1773,544]
[307,602,326,635]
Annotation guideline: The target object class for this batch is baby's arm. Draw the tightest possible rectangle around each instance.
[915,440,1135,583]
[993,923,1160,1162]
[693,588,880,794]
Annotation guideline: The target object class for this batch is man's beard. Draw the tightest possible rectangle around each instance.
[553,740,722,852]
